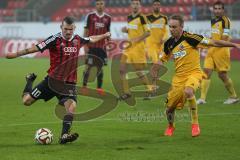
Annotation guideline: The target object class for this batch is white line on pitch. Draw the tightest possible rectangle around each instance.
[0,112,240,127]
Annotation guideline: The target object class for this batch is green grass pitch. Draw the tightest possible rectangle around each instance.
[0,58,239,160]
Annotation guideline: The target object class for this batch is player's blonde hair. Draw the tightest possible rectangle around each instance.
[169,15,184,26]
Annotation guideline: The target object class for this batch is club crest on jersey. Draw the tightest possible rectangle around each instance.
[64,47,77,55]
[73,39,78,46]
[178,44,185,51]
[103,18,108,22]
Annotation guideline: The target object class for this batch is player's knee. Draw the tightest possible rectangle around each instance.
[64,99,77,114]
[218,72,228,81]
[22,98,32,106]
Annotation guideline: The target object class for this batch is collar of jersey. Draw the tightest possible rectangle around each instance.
[94,11,105,18]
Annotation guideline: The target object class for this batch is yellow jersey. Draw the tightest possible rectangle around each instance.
[161,31,210,76]
[146,13,168,45]
[126,13,149,47]
[211,15,231,40]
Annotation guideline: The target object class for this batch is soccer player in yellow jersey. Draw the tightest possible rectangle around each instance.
[197,1,239,105]
[159,15,240,137]
[146,0,168,94]
[118,0,151,100]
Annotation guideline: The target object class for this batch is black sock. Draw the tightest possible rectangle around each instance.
[61,114,73,136]
[83,70,89,87]
[97,70,103,88]
[23,80,34,94]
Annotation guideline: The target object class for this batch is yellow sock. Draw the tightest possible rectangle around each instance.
[200,79,211,100]
[140,75,152,92]
[188,96,198,124]
[224,78,237,98]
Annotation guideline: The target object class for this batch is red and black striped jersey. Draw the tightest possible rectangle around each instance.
[84,11,111,49]
[36,32,90,83]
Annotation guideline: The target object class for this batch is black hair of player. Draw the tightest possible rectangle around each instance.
[153,0,161,3]
[213,1,224,9]
[62,16,75,25]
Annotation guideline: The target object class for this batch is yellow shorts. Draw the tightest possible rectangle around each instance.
[166,72,203,109]
[204,47,230,72]
[147,44,163,63]
[121,44,147,64]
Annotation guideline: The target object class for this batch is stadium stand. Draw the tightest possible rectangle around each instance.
[0,0,238,22]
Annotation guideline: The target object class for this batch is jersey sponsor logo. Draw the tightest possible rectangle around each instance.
[63,47,77,55]
[45,34,60,44]
[127,24,138,30]
[211,28,220,34]
[38,42,46,49]
[150,24,164,29]
[95,22,105,29]
[173,51,187,59]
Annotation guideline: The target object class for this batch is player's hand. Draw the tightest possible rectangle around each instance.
[104,32,111,38]
[5,53,18,59]
[121,27,128,33]
[234,43,240,50]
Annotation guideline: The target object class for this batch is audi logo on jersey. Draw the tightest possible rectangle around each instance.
[63,47,77,55]
[95,22,105,29]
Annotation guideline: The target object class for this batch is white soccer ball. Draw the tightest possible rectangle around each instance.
[35,128,53,145]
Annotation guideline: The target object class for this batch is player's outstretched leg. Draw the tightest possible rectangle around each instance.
[23,73,37,95]
[22,73,37,106]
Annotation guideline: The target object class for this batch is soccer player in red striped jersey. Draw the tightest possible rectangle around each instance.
[82,0,111,95]
[5,16,111,144]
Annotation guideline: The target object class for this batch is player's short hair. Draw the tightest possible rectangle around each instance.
[62,16,75,25]
[96,0,104,2]
[169,14,184,26]
[153,0,161,3]
[213,1,224,9]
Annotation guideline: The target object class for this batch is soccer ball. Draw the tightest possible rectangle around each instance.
[35,128,53,145]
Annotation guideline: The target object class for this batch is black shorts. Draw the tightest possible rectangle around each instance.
[85,48,107,67]
[30,76,77,105]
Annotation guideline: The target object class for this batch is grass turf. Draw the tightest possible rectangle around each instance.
[0,58,239,160]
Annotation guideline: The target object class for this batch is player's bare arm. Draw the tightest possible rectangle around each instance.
[208,39,240,49]
[221,35,230,41]
[89,32,111,43]
[5,46,39,59]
